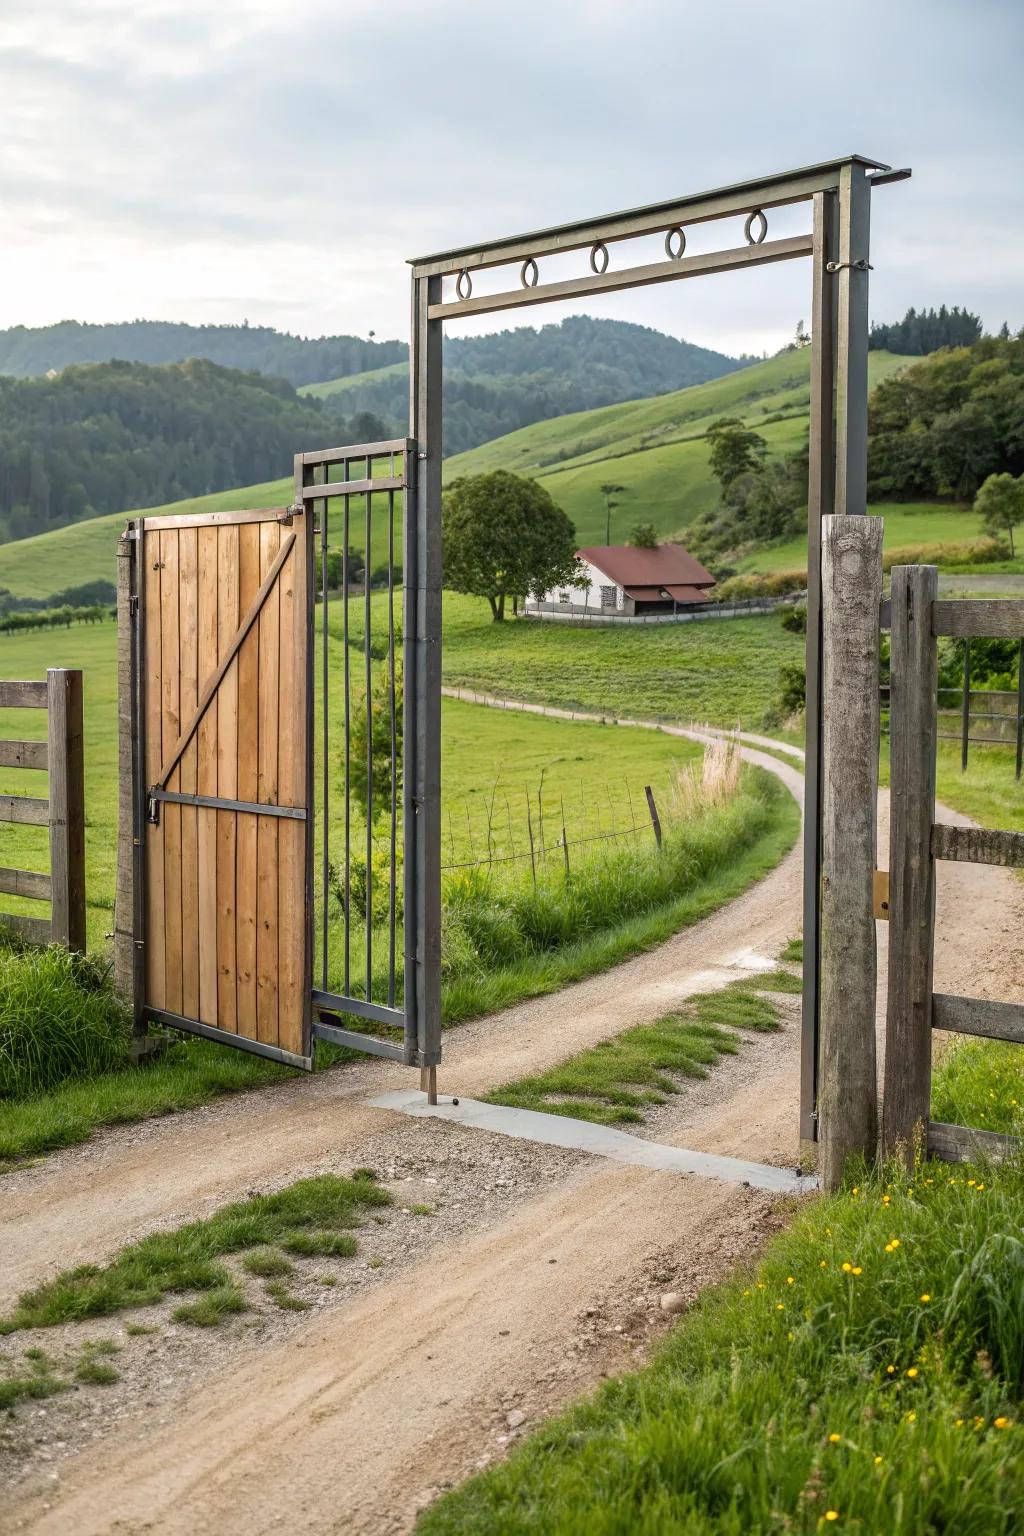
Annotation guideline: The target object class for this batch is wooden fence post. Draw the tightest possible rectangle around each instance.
[818,514,883,1191]
[47,668,86,952]
[882,565,938,1159]
[644,785,663,848]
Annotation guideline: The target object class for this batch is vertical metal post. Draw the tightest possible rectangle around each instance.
[961,641,971,773]
[833,162,871,518]
[882,565,938,1160]
[132,520,148,1033]
[800,189,837,1147]
[407,274,443,1070]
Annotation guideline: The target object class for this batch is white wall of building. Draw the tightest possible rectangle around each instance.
[525,558,623,612]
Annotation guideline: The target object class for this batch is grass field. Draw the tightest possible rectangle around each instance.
[299,361,406,403]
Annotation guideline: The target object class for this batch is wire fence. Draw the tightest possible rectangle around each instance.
[880,635,1024,780]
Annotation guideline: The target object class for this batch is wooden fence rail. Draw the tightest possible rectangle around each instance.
[0,671,85,950]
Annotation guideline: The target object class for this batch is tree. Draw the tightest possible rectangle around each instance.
[599,482,625,543]
[442,471,582,622]
[706,417,766,488]
[793,319,810,349]
[975,472,1024,557]
[350,660,402,822]
[628,522,658,549]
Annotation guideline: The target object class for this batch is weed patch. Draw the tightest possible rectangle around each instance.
[172,1287,248,1328]
[1,1173,391,1333]
[0,944,131,1098]
[74,1358,119,1386]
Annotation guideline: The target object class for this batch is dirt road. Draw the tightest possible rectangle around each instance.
[2,730,1021,1535]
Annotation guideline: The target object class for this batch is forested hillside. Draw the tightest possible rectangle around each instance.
[305,316,749,454]
[0,321,405,388]
[868,333,1024,499]
[0,359,386,541]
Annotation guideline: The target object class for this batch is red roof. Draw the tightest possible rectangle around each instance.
[578,544,715,590]
[623,583,710,604]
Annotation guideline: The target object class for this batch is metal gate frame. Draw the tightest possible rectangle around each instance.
[408,155,910,1139]
[296,439,439,1070]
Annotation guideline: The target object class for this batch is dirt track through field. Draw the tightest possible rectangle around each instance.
[3,725,1022,1536]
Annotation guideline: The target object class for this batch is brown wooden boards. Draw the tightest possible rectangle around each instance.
[139,508,311,1065]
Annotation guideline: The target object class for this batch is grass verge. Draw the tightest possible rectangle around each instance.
[419,1147,1024,1536]
[486,973,796,1126]
[0,942,131,1098]
[0,1172,389,1333]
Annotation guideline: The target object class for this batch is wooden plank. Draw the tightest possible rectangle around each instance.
[278,514,308,1056]
[160,529,183,1017]
[0,867,51,900]
[142,508,290,532]
[0,795,49,825]
[931,822,1024,869]
[235,522,261,1038]
[818,514,883,1190]
[0,912,51,945]
[216,524,240,1033]
[46,669,86,951]
[197,526,219,1026]
[114,532,135,1005]
[933,992,1024,1045]
[178,529,200,1021]
[0,680,47,708]
[932,599,1024,637]
[927,1120,1021,1165]
[0,740,48,770]
[882,565,938,1158]
[256,521,281,1045]
[144,530,166,1011]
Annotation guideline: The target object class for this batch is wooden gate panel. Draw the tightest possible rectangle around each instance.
[138,509,311,1064]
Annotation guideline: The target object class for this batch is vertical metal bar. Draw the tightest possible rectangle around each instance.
[387,478,398,1006]
[343,486,351,993]
[319,465,329,991]
[1016,639,1023,781]
[961,639,971,773]
[364,487,373,1000]
[301,479,316,1059]
[407,275,443,1069]
[833,161,871,518]
[800,189,837,1147]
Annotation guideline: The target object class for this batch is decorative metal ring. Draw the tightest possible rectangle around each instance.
[589,241,609,275]
[455,268,473,301]
[664,226,687,261]
[520,257,539,289]
[744,210,768,246]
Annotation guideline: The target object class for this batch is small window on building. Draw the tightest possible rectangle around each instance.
[558,590,571,604]
[600,584,617,608]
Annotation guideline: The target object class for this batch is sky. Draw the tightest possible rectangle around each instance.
[1,0,1021,359]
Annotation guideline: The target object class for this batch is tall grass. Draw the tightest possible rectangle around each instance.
[0,942,131,1099]
[420,1154,1024,1536]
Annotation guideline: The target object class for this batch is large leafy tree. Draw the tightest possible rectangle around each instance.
[442,471,582,621]
[706,417,767,487]
[975,472,1024,557]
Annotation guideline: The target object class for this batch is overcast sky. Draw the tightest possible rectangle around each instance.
[2,0,1021,358]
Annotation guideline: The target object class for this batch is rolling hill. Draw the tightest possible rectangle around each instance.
[0,348,991,601]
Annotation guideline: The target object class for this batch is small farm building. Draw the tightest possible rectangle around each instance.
[526,543,716,617]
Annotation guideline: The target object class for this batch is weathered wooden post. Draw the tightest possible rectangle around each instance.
[47,668,86,952]
[818,513,883,1191]
[882,565,938,1159]
[114,534,135,1000]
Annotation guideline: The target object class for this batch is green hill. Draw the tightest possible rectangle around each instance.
[0,348,994,602]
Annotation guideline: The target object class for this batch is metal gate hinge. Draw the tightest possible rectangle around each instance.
[129,594,139,617]
[278,509,295,525]
[147,790,160,826]
[826,259,873,273]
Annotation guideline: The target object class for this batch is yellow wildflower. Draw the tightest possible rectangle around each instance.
[829,1433,841,1443]
[995,1417,1010,1430]
[955,1418,964,1428]
[841,1262,852,1273]
[852,1266,863,1276]
[920,1294,931,1304]
[907,1367,919,1379]
[907,1411,917,1423]
[886,1365,895,1375]
[874,1455,883,1465]
[776,1303,785,1312]
[824,1514,839,1525]
[786,1276,795,1286]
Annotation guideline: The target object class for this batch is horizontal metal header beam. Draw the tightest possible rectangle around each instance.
[296,438,411,470]
[299,475,404,502]
[428,233,813,322]
[410,155,900,278]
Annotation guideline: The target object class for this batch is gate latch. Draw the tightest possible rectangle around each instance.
[147,789,161,827]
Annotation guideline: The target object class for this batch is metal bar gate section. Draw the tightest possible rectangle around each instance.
[299,439,441,1070]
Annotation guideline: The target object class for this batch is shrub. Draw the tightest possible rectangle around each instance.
[0,944,131,1099]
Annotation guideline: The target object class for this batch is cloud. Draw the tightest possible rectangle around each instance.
[1,0,1021,350]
